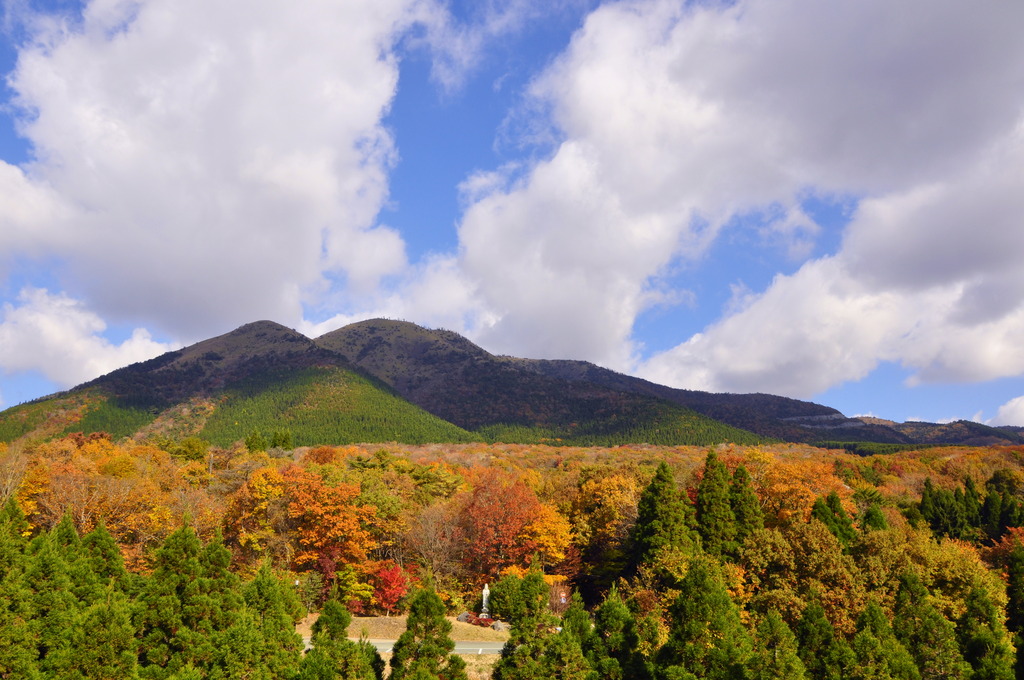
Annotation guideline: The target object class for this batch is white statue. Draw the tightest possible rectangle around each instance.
[482,583,491,617]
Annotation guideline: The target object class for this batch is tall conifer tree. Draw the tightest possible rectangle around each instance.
[795,599,854,680]
[956,586,1014,680]
[811,492,857,550]
[298,590,383,680]
[751,610,806,680]
[629,462,698,573]
[390,587,467,680]
[0,498,38,679]
[656,558,753,680]
[242,562,304,679]
[730,464,764,546]
[583,586,651,680]
[850,599,920,680]
[697,452,737,558]
[892,573,968,680]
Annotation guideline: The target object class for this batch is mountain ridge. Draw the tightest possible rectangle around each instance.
[2,318,1021,448]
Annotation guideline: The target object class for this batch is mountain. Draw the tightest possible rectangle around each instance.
[2,319,1021,449]
[315,319,762,445]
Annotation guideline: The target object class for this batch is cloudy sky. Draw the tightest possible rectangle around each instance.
[2,0,1024,426]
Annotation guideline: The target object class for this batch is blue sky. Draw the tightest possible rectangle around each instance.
[2,0,1024,427]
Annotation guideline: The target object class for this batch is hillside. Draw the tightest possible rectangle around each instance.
[1,318,1020,448]
[315,319,763,445]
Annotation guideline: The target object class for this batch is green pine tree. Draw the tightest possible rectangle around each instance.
[137,527,248,678]
[389,587,467,680]
[861,504,889,532]
[81,519,130,595]
[850,599,920,680]
[963,478,982,529]
[795,599,854,680]
[655,557,753,680]
[298,591,383,680]
[585,586,652,680]
[241,562,304,679]
[25,532,81,674]
[892,573,968,680]
[0,511,39,680]
[1007,546,1024,635]
[48,584,140,680]
[696,452,737,558]
[629,462,699,573]
[811,492,858,550]
[730,464,764,546]
[751,610,806,680]
[956,586,1014,680]
[560,591,593,645]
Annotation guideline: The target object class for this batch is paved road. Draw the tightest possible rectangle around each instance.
[303,638,506,655]
[362,639,505,655]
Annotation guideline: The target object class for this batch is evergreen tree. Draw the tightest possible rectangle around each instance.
[811,492,858,550]
[892,573,968,680]
[751,610,806,680]
[1007,546,1024,635]
[299,591,383,680]
[81,519,130,596]
[795,599,855,680]
[25,532,81,673]
[390,587,467,680]
[242,562,304,679]
[489,572,524,624]
[963,478,982,529]
[0,500,38,679]
[983,491,1004,541]
[48,584,140,680]
[629,462,699,573]
[493,570,589,680]
[585,586,651,680]
[137,526,204,678]
[560,591,593,645]
[730,464,764,546]
[956,586,1014,680]
[0,496,29,547]
[850,599,920,680]
[862,504,889,532]
[137,527,249,678]
[697,452,737,558]
[656,557,753,680]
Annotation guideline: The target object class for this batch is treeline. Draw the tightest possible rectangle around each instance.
[0,500,473,679]
[918,473,1024,543]
[6,437,1024,677]
[480,458,1018,680]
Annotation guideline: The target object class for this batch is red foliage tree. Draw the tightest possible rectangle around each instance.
[456,468,542,581]
[372,560,409,615]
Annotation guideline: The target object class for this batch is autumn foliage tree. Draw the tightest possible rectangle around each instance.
[281,464,376,587]
[456,468,542,581]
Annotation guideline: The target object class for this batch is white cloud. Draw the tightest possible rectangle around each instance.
[993,397,1024,428]
[640,123,1024,396]
[453,0,1024,392]
[4,0,424,338]
[0,288,175,387]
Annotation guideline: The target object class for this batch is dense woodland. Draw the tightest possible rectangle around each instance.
[4,434,1024,678]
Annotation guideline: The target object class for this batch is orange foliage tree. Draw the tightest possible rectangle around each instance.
[280,464,376,586]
